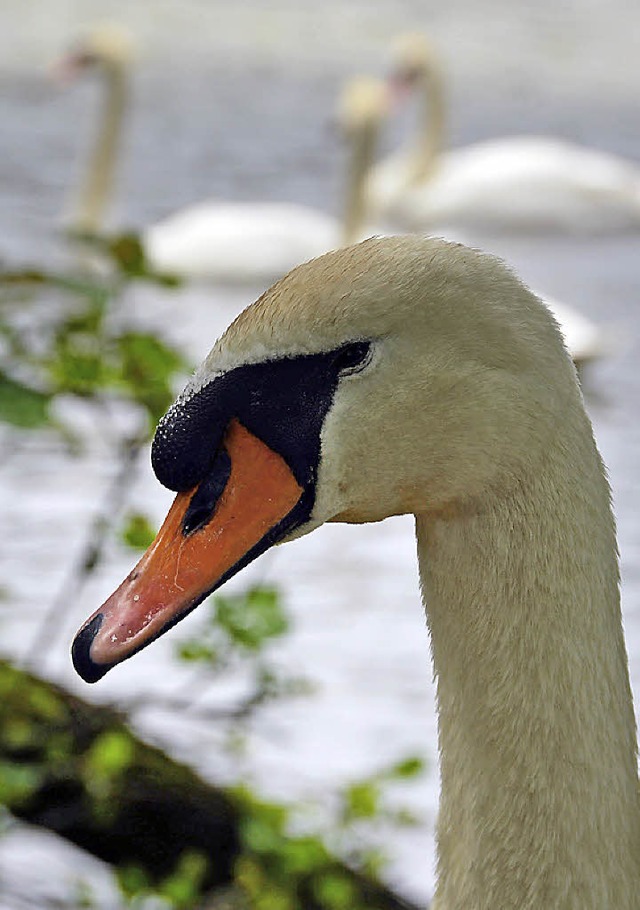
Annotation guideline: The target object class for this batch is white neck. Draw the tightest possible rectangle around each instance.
[416,408,640,908]
[341,120,379,246]
[75,63,127,234]
[408,58,446,186]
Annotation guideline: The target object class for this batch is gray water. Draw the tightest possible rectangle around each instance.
[1,1,640,906]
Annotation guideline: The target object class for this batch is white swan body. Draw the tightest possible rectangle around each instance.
[74,236,640,907]
[63,28,387,283]
[369,34,640,233]
[143,76,388,283]
[144,69,389,283]
[376,135,640,233]
[144,201,340,284]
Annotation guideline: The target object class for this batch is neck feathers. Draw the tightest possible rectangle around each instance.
[417,408,640,908]
[76,65,127,234]
[409,62,446,186]
[342,120,378,246]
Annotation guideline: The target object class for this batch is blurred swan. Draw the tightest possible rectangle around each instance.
[144,79,388,282]
[62,26,389,283]
[368,34,640,233]
[59,25,132,236]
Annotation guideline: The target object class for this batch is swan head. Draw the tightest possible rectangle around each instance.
[389,32,440,92]
[57,23,134,78]
[335,76,390,136]
[72,236,577,682]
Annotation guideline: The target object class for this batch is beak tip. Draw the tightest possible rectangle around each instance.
[71,613,110,683]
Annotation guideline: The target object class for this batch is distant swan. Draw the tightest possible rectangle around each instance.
[368,34,640,233]
[62,26,388,283]
[73,236,640,907]
[539,293,610,373]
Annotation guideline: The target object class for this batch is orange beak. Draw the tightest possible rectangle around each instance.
[72,419,303,681]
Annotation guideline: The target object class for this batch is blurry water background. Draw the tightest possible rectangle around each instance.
[0,0,639,906]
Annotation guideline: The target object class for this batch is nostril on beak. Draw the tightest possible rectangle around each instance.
[71,613,108,683]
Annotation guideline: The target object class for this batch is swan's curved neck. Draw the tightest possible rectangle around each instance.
[408,58,445,186]
[75,63,127,234]
[341,120,379,246]
[416,411,640,908]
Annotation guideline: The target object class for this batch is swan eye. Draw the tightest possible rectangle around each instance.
[332,341,372,376]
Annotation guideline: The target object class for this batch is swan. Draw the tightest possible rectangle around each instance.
[62,26,388,283]
[60,28,605,371]
[59,24,133,237]
[72,235,640,907]
[368,33,640,233]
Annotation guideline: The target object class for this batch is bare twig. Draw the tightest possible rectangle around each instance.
[124,682,272,723]
[22,430,146,670]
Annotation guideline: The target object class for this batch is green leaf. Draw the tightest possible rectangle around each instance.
[388,807,420,826]
[1,718,36,750]
[235,857,295,910]
[240,817,285,855]
[58,298,106,336]
[342,781,380,820]
[116,863,151,900]
[386,755,425,779]
[28,684,67,721]
[311,872,358,910]
[177,641,219,664]
[120,512,157,550]
[85,730,135,780]
[158,849,209,909]
[0,760,43,806]
[0,372,50,427]
[215,586,288,651]
[278,836,328,875]
[234,788,290,838]
[108,232,147,276]
[116,331,189,422]
[357,846,387,879]
[48,344,111,396]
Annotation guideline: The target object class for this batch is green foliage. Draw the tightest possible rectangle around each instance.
[311,872,359,910]
[177,640,219,664]
[0,370,50,427]
[177,585,290,673]
[339,754,424,825]
[82,730,137,818]
[175,585,304,719]
[0,255,190,436]
[116,864,152,903]
[106,232,148,278]
[116,330,188,425]
[231,784,405,910]
[121,511,157,550]
[342,780,380,821]
[178,585,289,657]
[75,229,182,286]
[387,756,424,778]
[215,586,289,651]
[85,730,136,780]
[0,665,73,808]
[116,850,208,909]
[159,850,210,908]
[0,761,43,806]
[235,787,335,909]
